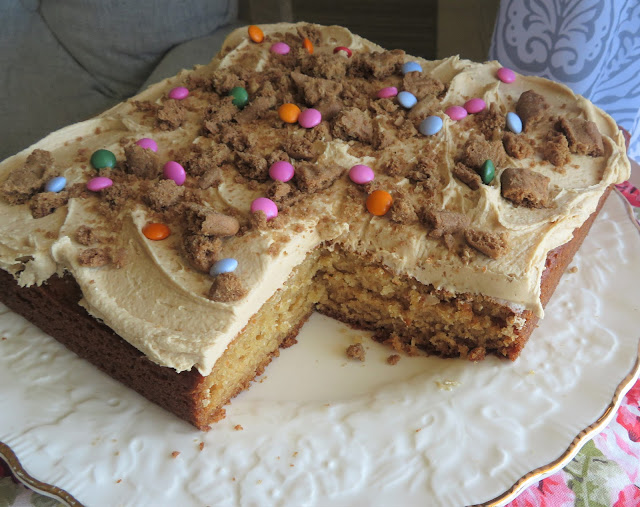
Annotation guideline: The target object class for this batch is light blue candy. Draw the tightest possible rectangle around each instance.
[397,91,417,109]
[419,115,443,136]
[210,258,238,276]
[506,112,523,134]
[402,61,422,74]
[45,176,66,193]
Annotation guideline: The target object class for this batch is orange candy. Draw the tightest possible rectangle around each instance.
[142,223,171,241]
[303,37,314,54]
[366,190,393,216]
[278,103,301,123]
[248,25,264,43]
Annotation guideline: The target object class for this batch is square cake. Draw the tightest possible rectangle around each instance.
[0,23,630,429]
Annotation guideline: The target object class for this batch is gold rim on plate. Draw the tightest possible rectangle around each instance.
[1,190,639,507]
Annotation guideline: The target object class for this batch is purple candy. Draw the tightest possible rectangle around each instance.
[270,42,290,55]
[497,67,516,83]
[464,98,486,114]
[163,161,186,186]
[445,105,468,121]
[251,197,278,220]
[349,164,375,185]
[168,86,189,100]
[269,161,295,182]
[376,87,398,99]
[86,176,113,192]
[298,108,322,128]
[136,138,158,152]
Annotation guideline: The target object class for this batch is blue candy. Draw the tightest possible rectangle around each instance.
[397,91,417,109]
[419,116,443,136]
[506,112,523,134]
[45,176,66,193]
[210,258,238,276]
[402,61,422,74]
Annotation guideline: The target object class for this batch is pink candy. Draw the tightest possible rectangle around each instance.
[298,108,322,128]
[464,98,486,114]
[163,161,186,186]
[86,176,113,192]
[270,42,290,55]
[445,105,468,121]
[349,164,374,185]
[497,67,516,83]
[251,197,278,220]
[376,87,398,99]
[136,138,158,152]
[269,161,295,182]
[168,87,189,100]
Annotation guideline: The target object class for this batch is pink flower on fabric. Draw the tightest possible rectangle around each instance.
[623,380,640,408]
[613,484,640,507]
[616,406,640,443]
[507,473,575,506]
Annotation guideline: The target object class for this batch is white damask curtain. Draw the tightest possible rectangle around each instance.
[490,0,640,163]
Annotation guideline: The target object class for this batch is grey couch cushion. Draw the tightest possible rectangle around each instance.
[0,0,238,161]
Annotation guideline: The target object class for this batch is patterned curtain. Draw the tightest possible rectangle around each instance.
[490,0,640,163]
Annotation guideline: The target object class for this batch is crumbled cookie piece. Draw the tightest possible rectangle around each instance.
[198,168,223,190]
[503,132,534,160]
[516,90,549,130]
[556,117,604,156]
[181,144,231,177]
[157,99,187,130]
[144,180,185,211]
[235,95,277,123]
[331,107,373,144]
[422,209,470,237]
[314,98,344,122]
[235,152,269,181]
[219,125,256,152]
[124,144,160,179]
[474,103,505,141]
[282,136,316,161]
[183,234,222,272]
[372,121,395,150]
[211,72,244,95]
[185,203,239,236]
[208,272,247,302]
[407,156,442,195]
[389,196,418,224]
[77,247,111,267]
[99,184,134,211]
[75,225,99,246]
[464,229,508,259]
[29,191,68,218]
[346,343,365,361]
[0,149,54,204]
[290,71,343,106]
[203,96,237,126]
[387,354,400,365]
[542,131,571,167]
[294,161,342,193]
[351,49,405,78]
[452,162,481,190]
[402,71,445,100]
[300,53,347,80]
[461,135,507,169]
[407,97,439,122]
[500,167,551,208]
[266,180,295,204]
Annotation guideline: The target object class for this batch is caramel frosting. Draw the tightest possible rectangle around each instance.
[0,23,629,374]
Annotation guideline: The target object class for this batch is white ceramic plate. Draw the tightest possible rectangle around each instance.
[1,191,639,507]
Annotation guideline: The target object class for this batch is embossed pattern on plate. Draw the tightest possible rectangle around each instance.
[0,192,639,507]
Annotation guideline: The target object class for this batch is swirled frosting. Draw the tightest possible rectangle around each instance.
[0,23,629,374]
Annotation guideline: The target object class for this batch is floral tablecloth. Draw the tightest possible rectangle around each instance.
[2,173,639,507]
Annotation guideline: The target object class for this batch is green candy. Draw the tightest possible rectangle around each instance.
[479,159,495,185]
[90,149,116,169]
[229,86,249,109]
